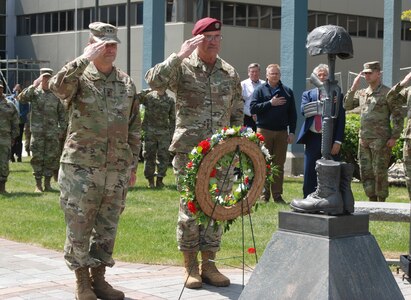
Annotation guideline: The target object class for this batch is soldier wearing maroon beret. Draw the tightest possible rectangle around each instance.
[146,17,244,289]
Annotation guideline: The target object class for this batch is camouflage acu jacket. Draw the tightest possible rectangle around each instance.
[0,96,19,146]
[49,57,141,170]
[145,51,243,153]
[140,90,176,137]
[344,83,404,140]
[392,84,411,140]
[18,85,67,136]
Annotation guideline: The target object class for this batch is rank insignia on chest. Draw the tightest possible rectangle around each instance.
[211,86,218,93]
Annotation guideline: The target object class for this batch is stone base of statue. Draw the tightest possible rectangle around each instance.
[239,211,403,300]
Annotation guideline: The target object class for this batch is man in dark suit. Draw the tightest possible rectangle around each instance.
[296,64,346,198]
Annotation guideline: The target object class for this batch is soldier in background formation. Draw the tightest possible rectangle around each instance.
[18,68,67,193]
[7,84,30,163]
[49,22,141,300]
[344,61,404,202]
[0,83,19,193]
[387,71,411,200]
[140,88,175,188]
[146,17,243,289]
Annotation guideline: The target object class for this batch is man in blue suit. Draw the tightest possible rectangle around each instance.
[296,64,346,198]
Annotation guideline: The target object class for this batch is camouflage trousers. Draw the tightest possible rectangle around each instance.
[30,133,61,178]
[143,133,170,178]
[404,139,411,200]
[359,138,391,199]
[59,163,129,270]
[173,153,222,252]
[0,144,11,182]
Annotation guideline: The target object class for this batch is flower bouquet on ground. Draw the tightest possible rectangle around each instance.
[180,126,278,232]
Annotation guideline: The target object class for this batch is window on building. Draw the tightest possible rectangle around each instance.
[248,5,259,28]
[223,3,234,25]
[272,7,281,30]
[347,15,358,36]
[83,8,94,29]
[67,10,74,30]
[37,14,44,34]
[100,6,108,23]
[235,4,246,26]
[166,0,173,22]
[210,1,221,20]
[308,12,316,32]
[108,5,117,25]
[403,21,411,41]
[327,13,337,25]
[136,2,143,25]
[368,18,377,38]
[358,17,367,37]
[317,13,326,26]
[377,19,384,38]
[60,11,67,31]
[30,15,37,34]
[260,6,271,29]
[52,12,59,32]
[338,14,347,29]
[118,4,126,26]
[45,13,51,33]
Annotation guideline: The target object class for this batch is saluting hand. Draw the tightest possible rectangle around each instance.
[350,72,363,91]
[400,72,411,87]
[81,41,106,61]
[33,74,44,87]
[177,35,205,59]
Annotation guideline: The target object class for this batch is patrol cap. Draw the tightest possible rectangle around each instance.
[363,61,381,73]
[89,22,121,44]
[192,17,222,36]
[40,68,53,77]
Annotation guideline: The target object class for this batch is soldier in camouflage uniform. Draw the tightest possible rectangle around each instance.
[140,88,175,188]
[344,61,404,202]
[145,17,243,289]
[49,22,141,300]
[0,83,19,193]
[386,72,411,200]
[18,68,67,192]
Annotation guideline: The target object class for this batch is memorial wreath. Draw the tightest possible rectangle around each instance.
[180,126,278,232]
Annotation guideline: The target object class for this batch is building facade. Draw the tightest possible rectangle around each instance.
[3,0,411,174]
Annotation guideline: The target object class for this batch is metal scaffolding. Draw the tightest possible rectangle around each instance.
[0,57,50,94]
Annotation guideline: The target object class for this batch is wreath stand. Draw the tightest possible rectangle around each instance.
[179,137,267,299]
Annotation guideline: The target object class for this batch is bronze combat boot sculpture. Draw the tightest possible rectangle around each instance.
[291,25,354,215]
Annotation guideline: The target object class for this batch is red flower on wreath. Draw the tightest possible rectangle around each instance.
[187,161,193,169]
[256,132,265,142]
[266,164,271,170]
[247,247,256,254]
[187,201,197,214]
[244,176,249,185]
[210,168,217,178]
[198,140,211,154]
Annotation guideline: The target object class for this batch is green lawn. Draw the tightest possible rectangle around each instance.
[0,158,409,268]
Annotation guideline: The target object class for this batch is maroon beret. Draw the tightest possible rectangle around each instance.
[192,17,222,36]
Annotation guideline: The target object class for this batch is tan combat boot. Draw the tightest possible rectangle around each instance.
[74,267,97,300]
[34,178,43,193]
[90,264,125,300]
[147,177,155,189]
[44,176,53,192]
[183,251,202,289]
[200,251,230,287]
[156,177,164,188]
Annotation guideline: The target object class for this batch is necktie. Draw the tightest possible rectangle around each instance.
[314,115,322,132]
